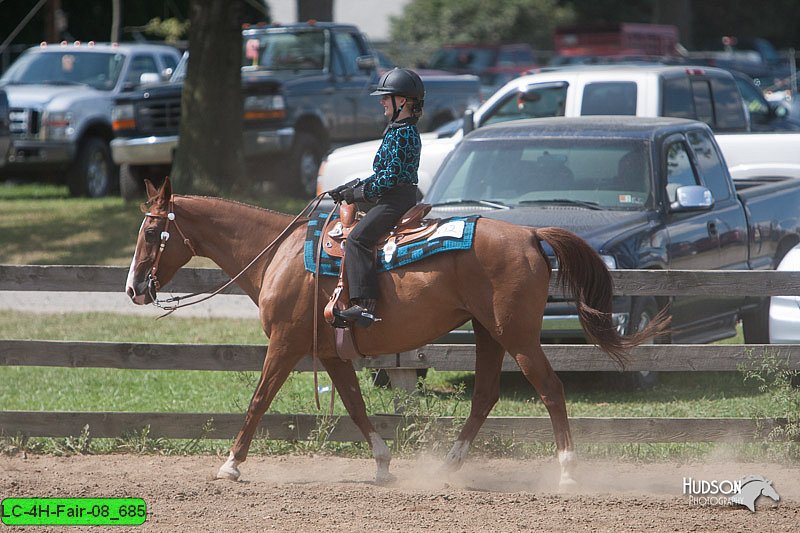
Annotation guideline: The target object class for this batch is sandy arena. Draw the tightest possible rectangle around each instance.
[1,454,798,532]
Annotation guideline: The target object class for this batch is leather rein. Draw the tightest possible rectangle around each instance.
[144,194,327,316]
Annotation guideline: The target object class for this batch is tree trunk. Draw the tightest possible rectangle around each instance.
[171,0,245,195]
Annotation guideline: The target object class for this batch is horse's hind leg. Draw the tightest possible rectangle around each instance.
[442,320,505,473]
[217,342,303,481]
[513,341,577,491]
[320,357,394,484]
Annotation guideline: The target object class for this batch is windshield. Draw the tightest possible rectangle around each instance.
[428,138,653,210]
[1,50,125,90]
[243,31,326,70]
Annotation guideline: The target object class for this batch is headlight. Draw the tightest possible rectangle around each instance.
[600,254,617,269]
[112,104,135,131]
[243,95,286,120]
[42,111,73,139]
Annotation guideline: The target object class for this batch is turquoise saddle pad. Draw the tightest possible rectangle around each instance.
[303,212,480,276]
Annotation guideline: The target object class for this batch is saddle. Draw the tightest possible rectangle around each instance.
[321,202,438,360]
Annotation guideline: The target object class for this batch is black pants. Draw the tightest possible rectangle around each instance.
[345,185,417,300]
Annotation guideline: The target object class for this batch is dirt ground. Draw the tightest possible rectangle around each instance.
[1,454,798,532]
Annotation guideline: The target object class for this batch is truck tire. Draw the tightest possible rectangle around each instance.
[742,298,770,344]
[119,164,145,202]
[287,131,323,197]
[626,296,664,389]
[67,137,117,198]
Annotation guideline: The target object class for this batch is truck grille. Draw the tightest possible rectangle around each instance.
[135,97,181,133]
[9,107,41,138]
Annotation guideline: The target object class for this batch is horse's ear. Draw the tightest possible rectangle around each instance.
[161,176,172,200]
[144,179,159,200]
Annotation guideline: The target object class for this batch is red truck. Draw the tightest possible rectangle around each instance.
[551,22,680,65]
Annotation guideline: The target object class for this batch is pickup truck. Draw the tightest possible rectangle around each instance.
[424,116,800,345]
[0,42,181,197]
[110,22,481,198]
[0,89,9,168]
[316,64,800,194]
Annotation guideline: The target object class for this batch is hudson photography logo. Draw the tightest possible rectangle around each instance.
[682,475,781,512]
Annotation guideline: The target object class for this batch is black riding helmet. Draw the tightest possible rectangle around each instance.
[371,68,425,120]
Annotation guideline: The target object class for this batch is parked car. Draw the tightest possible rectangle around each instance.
[317,64,800,196]
[0,42,180,197]
[729,69,800,131]
[425,116,800,345]
[111,22,481,198]
[769,243,800,343]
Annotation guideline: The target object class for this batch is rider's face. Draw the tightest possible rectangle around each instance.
[380,94,406,118]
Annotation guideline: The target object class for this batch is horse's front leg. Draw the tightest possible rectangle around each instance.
[442,321,505,473]
[321,357,395,484]
[217,340,303,481]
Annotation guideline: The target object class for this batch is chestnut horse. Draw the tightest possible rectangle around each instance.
[126,178,667,489]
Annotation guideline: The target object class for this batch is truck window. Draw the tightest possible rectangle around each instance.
[581,82,637,115]
[125,55,158,86]
[710,76,747,130]
[686,130,731,201]
[690,80,714,126]
[665,141,698,202]
[482,84,567,126]
[332,32,364,77]
[662,77,694,119]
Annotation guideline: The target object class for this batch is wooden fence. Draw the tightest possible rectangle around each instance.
[2,265,800,444]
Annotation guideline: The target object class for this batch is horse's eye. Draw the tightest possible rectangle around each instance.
[144,229,159,245]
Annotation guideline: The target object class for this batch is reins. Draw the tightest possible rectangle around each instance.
[147,194,326,317]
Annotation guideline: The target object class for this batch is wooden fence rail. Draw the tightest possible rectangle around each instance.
[1,265,798,444]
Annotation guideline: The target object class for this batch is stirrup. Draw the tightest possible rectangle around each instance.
[333,304,381,328]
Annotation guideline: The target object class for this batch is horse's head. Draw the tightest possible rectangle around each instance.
[125,178,194,305]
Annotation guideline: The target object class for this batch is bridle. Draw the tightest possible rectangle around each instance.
[141,194,327,316]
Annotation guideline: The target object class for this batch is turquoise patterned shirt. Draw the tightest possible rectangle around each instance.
[362,119,421,201]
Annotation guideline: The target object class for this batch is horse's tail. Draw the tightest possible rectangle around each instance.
[533,226,670,366]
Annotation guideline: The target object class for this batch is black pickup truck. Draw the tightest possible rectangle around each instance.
[111,22,481,198]
[426,116,800,345]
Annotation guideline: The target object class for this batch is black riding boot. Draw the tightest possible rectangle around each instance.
[335,299,379,328]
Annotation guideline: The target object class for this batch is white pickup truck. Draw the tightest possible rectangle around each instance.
[316,64,800,194]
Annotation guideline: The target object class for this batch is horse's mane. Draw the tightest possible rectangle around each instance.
[141,192,301,222]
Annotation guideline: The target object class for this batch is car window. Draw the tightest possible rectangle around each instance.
[686,130,731,201]
[245,30,326,70]
[710,76,748,130]
[428,138,651,209]
[482,84,567,126]
[160,53,178,73]
[665,141,698,202]
[581,82,637,115]
[332,31,365,77]
[662,76,695,119]
[690,80,714,126]
[125,55,158,86]
[734,76,770,123]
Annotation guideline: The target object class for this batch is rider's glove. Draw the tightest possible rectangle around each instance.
[327,179,361,203]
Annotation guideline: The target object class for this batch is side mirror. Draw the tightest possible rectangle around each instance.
[356,55,377,71]
[770,101,790,119]
[139,72,161,85]
[669,185,715,211]
[462,108,475,135]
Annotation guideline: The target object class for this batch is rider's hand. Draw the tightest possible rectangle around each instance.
[327,179,361,203]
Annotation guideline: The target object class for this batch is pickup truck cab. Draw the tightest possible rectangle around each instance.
[0,42,180,197]
[425,116,800,344]
[0,89,9,168]
[111,22,481,198]
[317,64,800,194]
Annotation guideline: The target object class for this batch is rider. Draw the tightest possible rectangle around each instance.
[328,67,424,327]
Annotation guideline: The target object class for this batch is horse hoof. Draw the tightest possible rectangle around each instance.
[216,456,241,481]
[558,476,579,493]
[375,471,397,485]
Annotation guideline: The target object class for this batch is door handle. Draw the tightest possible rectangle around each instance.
[707,221,718,238]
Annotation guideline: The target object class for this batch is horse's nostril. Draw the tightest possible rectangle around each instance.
[126,286,135,299]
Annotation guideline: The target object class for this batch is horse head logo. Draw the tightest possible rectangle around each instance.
[729,475,780,512]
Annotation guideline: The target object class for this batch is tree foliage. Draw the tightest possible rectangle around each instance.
[389,0,576,65]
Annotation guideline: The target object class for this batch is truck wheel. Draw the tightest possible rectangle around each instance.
[288,132,323,197]
[742,298,770,344]
[68,137,117,198]
[119,164,145,202]
[626,297,663,389]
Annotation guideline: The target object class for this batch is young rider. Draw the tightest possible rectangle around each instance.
[328,68,424,327]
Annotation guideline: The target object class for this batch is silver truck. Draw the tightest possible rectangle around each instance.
[0,42,180,197]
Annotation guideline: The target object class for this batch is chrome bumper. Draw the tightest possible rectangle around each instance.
[111,136,178,166]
